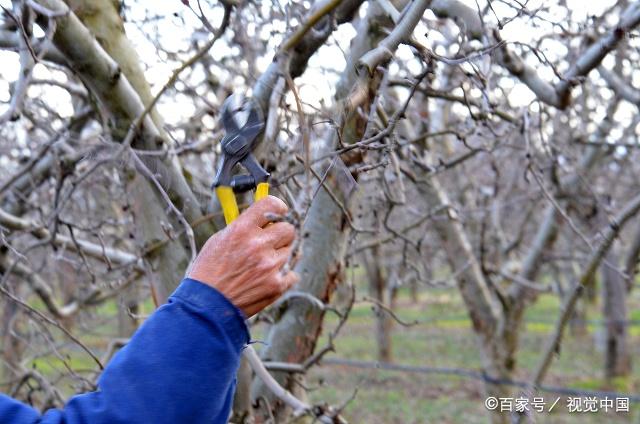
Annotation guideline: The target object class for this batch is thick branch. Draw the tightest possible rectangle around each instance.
[358,0,432,74]
[430,0,483,39]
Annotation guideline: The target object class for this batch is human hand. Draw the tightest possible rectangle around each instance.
[187,196,298,317]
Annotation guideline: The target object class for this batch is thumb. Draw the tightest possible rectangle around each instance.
[237,195,288,228]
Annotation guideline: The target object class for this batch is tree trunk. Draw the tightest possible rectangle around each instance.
[409,277,419,304]
[127,171,190,302]
[414,177,512,424]
[601,250,632,380]
[365,247,394,362]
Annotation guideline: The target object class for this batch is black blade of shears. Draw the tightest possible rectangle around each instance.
[221,100,241,135]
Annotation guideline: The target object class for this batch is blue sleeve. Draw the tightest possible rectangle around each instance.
[0,278,250,424]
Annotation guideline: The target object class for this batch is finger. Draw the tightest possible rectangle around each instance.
[272,244,292,269]
[280,271,299,292]
[237,195,288,228]
[262,222,295,249]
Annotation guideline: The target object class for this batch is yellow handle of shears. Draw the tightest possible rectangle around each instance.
[255,182,269,202]
[216,182,270,225]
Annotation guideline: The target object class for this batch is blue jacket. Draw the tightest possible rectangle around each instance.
[0,278,250,423]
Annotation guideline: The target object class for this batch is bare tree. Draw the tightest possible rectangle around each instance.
[1,1,639,423]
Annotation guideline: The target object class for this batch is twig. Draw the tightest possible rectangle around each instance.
[361,296,420,326]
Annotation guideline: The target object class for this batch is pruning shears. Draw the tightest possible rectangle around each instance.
[213,95,270,225]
